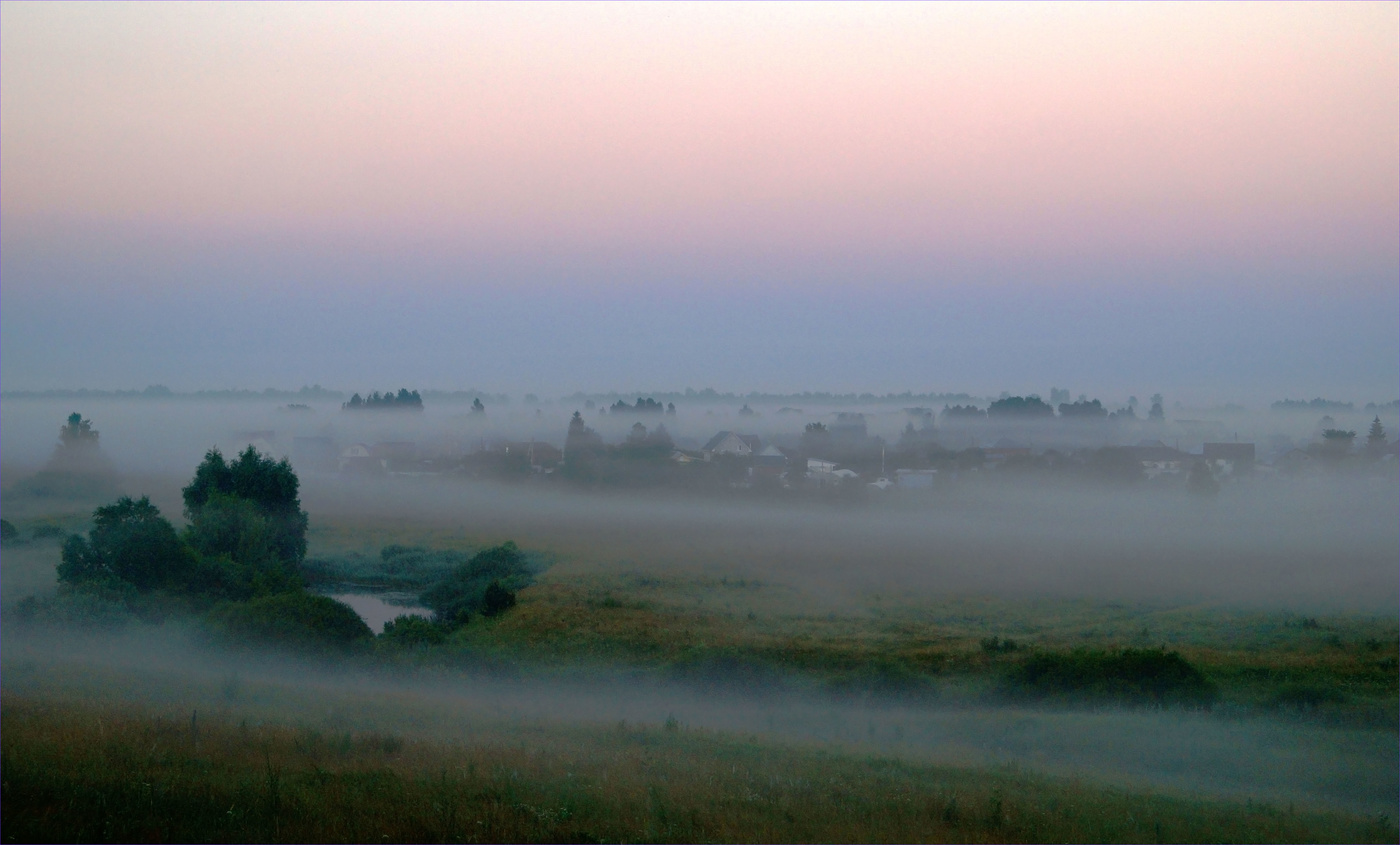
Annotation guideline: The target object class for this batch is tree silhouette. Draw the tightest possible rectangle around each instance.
[1367,416,1387,455]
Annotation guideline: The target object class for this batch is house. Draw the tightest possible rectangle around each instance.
[1123,440,1188,478]
[339,443,384,474]
[754,445,788,468]
[702,431,760,460]
[1203,442,1255,474]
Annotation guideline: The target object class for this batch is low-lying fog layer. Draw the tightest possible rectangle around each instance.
[297,474,1399,613]
[3,626,1395,818]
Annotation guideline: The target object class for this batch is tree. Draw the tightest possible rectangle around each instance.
[988,396,1054,418]
[183,446,308,564]
[1148,400,1165,422]
[58,496,198,590]
[1320,429,1356,458]
[472,397,485,413]
[1367,417,1388,455]
[59,413,99,448]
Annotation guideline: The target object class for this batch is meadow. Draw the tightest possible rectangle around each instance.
[2,467,1397,842]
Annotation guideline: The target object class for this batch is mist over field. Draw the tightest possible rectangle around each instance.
[3,3,1398,842]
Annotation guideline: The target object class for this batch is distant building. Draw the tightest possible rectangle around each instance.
[339,443,384,474]
[1203,442,1255,473]
[702,431,760,459]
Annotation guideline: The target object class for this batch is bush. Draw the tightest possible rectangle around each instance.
[420,542,534,624]
[1006,648,1218,709]
[0,519,18,543]
[380,614,449,645]
[480,581,517,617]
[207,591,372,651]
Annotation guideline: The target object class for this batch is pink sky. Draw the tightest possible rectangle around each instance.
[3,2,1396,288]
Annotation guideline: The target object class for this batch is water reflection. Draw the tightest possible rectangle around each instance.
[324,591,431,634]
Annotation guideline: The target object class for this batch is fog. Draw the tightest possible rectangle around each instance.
[3,389,1398,836]
[4,625,1395,818]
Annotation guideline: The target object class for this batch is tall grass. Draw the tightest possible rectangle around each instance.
[3,697,1393,844]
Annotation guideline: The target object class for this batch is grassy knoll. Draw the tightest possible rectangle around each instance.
[4,696,1393,845]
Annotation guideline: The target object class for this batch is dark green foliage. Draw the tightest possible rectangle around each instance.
[987,395,1054,418]
[480,581,517,617]
[1058,399,1107,418]
[183,446,308,564]
[58,496,200,592]
[342,388,424,411]
[0,518,18,543]
[381,614,449,645]
[207,591,372,650]
[420,541,534,624]
[1007,648,1218,708]
[981,636,1019,654]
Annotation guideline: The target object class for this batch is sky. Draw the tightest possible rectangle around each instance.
[2,1,1396,403]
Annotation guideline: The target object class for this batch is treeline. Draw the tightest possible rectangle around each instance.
[938,395,1163,421]
[343,389,424,411]
[2,385,343,401]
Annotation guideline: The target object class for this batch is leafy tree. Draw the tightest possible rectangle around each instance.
[1321,429,1356,457]
[183,446,308,564]
[1148,395,1166,422]
[1058,399,1107,419]
[472,397,485,413]
[0,519,18,544]
[58,496,199,591]
[59,413,99,447]
[988,396,1054,418]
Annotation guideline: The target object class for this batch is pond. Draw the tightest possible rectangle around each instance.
[322,591,432,634]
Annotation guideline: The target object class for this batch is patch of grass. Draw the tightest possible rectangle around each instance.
[3,696,1393,844]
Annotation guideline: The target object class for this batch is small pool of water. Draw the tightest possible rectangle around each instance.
[323,591,432,634]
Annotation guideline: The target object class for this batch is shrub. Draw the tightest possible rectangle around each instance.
[207,591,372,650]
[480,581,517,617]
[420,542,534,624]
[981,636,1019,654]
[380,614,449,645]
[1006,648,1218,708]
[31,524,65,540]
[0,519,18,543]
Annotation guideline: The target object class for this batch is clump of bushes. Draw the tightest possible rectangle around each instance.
[981,636,1019,654]
[1005,648,1218,709]
[420,542,534,625]
[207,591,372,651]
[380,614,450,646]
[0,519,19,544]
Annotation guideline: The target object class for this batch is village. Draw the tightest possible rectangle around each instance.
[268,395,1399,496]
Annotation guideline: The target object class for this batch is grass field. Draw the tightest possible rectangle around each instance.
[3,473,1397,842]
[4,688,1396,845]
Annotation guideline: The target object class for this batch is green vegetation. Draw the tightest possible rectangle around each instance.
[421,542,534,626]
[207,591,373,651]
[3,697,1392,845]
[1006,648,1218,708]
[0,517,18,543]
